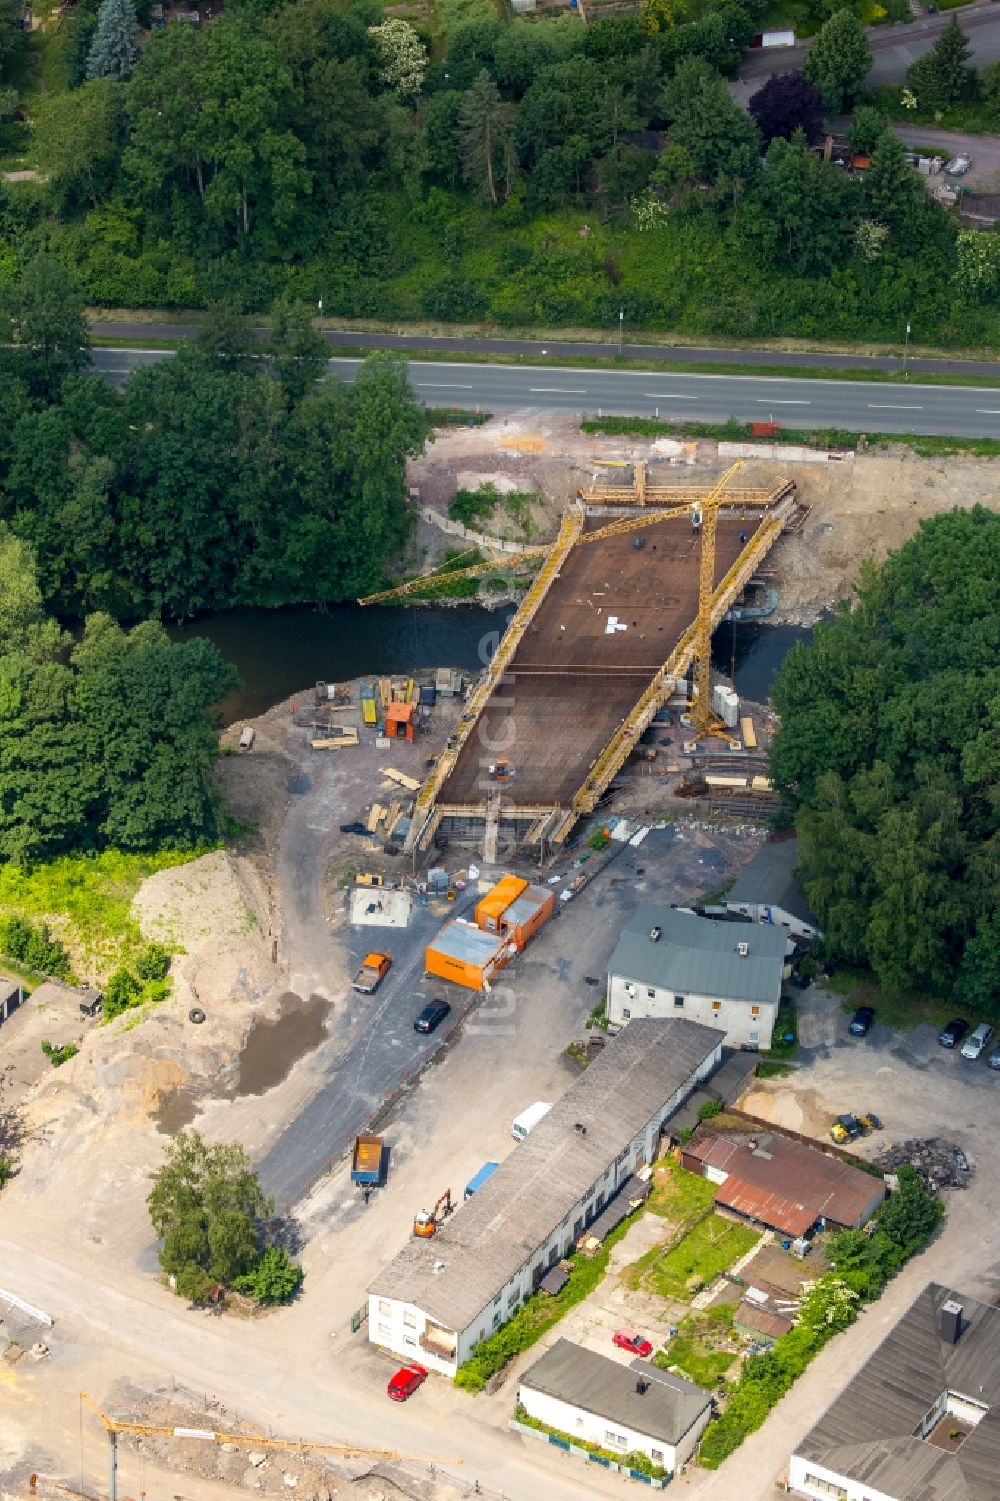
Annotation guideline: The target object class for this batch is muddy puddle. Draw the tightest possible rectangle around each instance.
[154,992,332,1133]
[234,991,332,1096]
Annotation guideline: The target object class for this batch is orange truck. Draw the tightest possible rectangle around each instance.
[352,951,392,994]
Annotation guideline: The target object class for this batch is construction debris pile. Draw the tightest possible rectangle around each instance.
[874,1138,974,1192]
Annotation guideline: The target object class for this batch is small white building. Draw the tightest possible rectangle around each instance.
[367,1018,724,1374]
[518,1338,713,1473]
[606,906,786,1049]
[725,838,820,944]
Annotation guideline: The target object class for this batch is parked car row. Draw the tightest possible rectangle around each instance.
[850,1007,999,1067]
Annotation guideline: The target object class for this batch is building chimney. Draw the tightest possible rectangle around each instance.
[650,926,662,943]
[940,1299,964,1345]
[737,941,749,957]
[574,1122,587,1136]
[636,1379,650,1395]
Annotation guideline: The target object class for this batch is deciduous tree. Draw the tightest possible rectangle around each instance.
[803,9,871,111]
[748,71,822,148]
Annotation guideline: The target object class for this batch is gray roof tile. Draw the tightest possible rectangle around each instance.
[608,907,785,1005]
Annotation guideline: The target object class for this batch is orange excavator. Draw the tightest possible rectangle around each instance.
[413,1190,454,1237]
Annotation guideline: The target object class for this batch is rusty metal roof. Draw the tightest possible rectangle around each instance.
[688,1129,885,1235]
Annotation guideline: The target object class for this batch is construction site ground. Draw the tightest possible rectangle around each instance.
[3,413,1000,1499]
[407,413,1000,626]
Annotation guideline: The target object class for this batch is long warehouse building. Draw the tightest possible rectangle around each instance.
[367,1017,725,1374]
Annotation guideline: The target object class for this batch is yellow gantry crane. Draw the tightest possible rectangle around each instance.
[80,1392,461,1501]
[685,459,744,748]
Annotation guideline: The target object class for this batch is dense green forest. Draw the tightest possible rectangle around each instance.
[770,508,1000,1008]
[1,0,999,345]
[0,521,238,861]
[0,259,428,618]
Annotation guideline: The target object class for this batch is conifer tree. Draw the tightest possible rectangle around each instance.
[86,0,139,83]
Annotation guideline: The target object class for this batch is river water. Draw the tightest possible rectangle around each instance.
[169,602,812,726]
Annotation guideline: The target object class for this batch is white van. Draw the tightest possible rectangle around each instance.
[512,1101,552,1141]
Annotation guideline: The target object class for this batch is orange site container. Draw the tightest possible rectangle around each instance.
[474,874,556,952]
[386,702,415,741]
[425,920,511,991]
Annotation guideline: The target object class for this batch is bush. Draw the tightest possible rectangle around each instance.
[0,914,72,978]
[588,830,611,851]
[41,1039,79,1067]
[234,1245,303,1305]
[102,966,142,1019]
[449,483,501,528]
[135,942,171,981]
[0,1156,13,1189]
[697,1099,722,1121]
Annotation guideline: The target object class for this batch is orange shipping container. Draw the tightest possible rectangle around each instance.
[497,883,556,950]
[425,920,512,991]
[475,874,529,932]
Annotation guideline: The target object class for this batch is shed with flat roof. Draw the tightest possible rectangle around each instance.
[424,919,512,991]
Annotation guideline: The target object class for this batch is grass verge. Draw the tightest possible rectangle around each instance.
[581,415,1000,459]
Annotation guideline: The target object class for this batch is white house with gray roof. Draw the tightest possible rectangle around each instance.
[606,906,786,1049]
[367,1018,723,1374]
[725,837,820,943]
[518,1337,714,1473]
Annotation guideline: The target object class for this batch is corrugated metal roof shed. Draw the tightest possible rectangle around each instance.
[608,906,785,1005]
[520,1338,712,1445]
[795,1283,1000,1501]
[687,1130,885,1233]
[369,1018,723,1332]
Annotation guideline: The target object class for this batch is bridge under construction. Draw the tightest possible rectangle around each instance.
[364,463,801,859]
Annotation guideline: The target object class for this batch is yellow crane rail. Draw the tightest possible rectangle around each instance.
[404,508,585,851]
[562,489,797,830]
[80,1391,460,1501]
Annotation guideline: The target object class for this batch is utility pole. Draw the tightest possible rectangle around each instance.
[904,322,910,381]
[618,307,624,358]
[108,1429,118,1501]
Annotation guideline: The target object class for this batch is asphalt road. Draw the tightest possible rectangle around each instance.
[91,347,1000,437]
[735,0,1000,94]
[90,319,1000,378]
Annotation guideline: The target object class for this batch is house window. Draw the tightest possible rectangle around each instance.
[651,1449,664,1464]
[647,987,656,999]
[492,1311,501,1329]
[748,1030,759,1045]
[604,1431,628,1450]
[622,1007,631,1020]
[803,1477,847,1501]
[403,1311,416,1328]
[674,995,685,1008]
[712,1001,722,1012]
[404,1336,416,1348]
[378,1300,391,1316]
[751,1005,761,1016]
[378,1323,390,1339]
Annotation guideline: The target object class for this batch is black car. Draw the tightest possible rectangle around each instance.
[938,1018,969,1049]
[340,822,368,836]
[849,1006,875,1037]
[414,1001,451,1035]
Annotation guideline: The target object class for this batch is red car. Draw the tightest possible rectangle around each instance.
[387,1362,428,1401]
[613,1329,654,1358]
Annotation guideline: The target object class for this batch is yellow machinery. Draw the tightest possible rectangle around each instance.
[682,460,744,749]
[80,1391,460,1501]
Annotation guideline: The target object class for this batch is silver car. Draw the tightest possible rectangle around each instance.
[961,1022,993,1061]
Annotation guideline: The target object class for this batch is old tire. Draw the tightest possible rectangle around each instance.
[189,1007,206,1025]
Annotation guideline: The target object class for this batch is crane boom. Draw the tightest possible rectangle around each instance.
[80,1391,461,1501]
[687,460,743,745]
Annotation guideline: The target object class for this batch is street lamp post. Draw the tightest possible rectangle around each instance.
[619,307,624,358]
[904,321,910,381]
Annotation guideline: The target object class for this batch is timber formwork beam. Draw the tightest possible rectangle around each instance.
[578,478,795,508]
[404,509,585,853]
